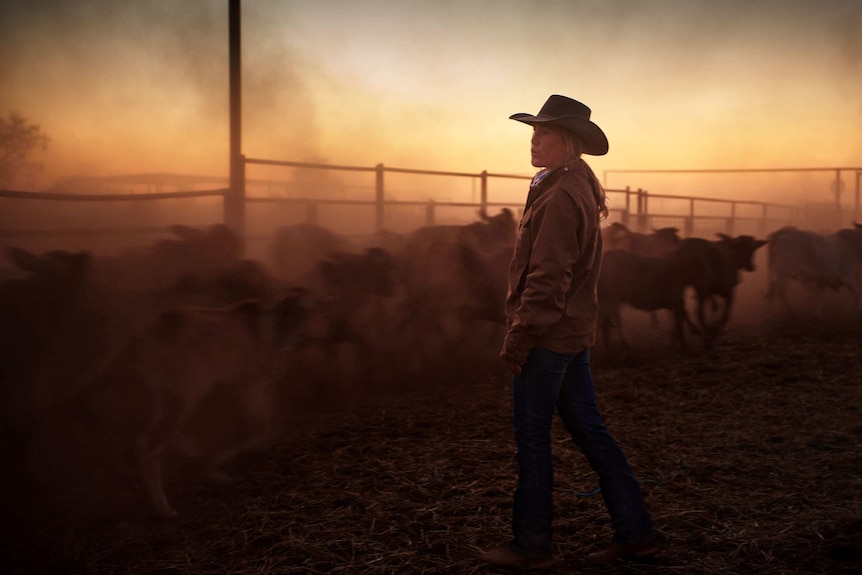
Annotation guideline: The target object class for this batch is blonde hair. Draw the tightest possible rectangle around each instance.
[556,127,609,221]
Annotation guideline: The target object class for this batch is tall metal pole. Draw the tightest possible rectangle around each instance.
[227,0,245,242]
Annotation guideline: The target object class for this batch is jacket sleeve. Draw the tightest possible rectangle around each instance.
[501,191,585,364]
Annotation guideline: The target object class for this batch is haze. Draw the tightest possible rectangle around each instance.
[1,0,860,206]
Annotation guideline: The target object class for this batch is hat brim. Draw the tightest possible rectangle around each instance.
[510,113,609,156]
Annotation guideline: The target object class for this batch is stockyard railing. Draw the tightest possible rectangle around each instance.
[243,158,523,221]
[603,166,862,237]
[1,161,861,258]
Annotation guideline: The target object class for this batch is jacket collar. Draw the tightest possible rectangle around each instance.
[524,160,582,211]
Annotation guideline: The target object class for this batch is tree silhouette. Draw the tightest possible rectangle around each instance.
[0,111,50,188]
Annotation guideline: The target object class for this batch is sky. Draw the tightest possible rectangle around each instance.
[1,0,860,205]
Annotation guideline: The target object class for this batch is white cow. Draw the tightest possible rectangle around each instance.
[766,224,862,315]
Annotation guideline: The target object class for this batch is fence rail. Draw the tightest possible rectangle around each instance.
[1,160,860,255]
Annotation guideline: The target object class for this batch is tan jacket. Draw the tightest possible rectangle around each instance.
[500,159,603,364]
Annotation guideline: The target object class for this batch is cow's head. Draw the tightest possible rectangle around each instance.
[479,207,517,243]
[602,223,633,250]
[717,234,768,271]
[837,226,862,257]
[8,247,92,286]
[652,227,682,245]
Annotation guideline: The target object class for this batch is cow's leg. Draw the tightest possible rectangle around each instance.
[672,306,689,353]
[765,271,778,301]
[716,292,734,330]
[339,322,375,381]
[392,296,439,378]
[609,305,634,350]
[776,277,795,315]
[681,305,701,335]
[692,295,715,349]
[597,308,612,354]
[596,304,624,356]
[135,396,196,519]
[766,270,799,317]
[137,440,177,518]
[699,292,732,347]
[695,294,710,338]
[845,279,862,317]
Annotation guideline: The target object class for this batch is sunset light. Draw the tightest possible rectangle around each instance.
[0,0,859,205]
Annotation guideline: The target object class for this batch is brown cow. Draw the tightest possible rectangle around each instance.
[268,223,352,283]
[602,222,681,256]
[677,234,767,345]
[0,248,96,515]
[96,223,244,292]
[308,247,399,381]
[395,209,515,369]
[398,208,515,307]
[63,290,318,518]
[598,248,700,353]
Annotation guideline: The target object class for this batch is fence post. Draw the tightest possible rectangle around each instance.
[480,170,488,215]
[619,186,631,228]
[728,201,736,236]
[636,189,648,232]
[226,0,245,250]
[226,154,246,242]
[684,198,695,237]
[834,168,843,211]
[375,163,385,232]
[425,199,436,226]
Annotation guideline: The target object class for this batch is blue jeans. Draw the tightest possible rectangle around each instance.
[510,347,654,559]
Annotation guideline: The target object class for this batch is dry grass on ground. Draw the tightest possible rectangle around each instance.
[2,313,861,575]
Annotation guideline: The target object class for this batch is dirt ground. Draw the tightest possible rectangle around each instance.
[2,265,861,575]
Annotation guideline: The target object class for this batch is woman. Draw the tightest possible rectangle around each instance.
[480,95,659,569]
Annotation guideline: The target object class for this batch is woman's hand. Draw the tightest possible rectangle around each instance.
[502,358,523,376]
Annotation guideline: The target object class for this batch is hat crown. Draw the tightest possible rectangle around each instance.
[538,95,592,121]
[509,94,608,155]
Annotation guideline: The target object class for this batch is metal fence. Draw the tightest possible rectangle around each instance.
[603,166,862,237]
[1,160,859,258]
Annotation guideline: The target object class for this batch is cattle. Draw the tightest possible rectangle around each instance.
[162,257,283,310]
[602,222,681,256]
[395,209,515,370]
[59,289,319,519]
[449,239,512,327]
[602,223,683,330]
[766,224,862,316]
[309,247,398,372]
[676,234,768,345]
[402,208,516,259]
[398,207,515,307]
[317,247,396,301]
[1,244,326,519]
[0,248,111,520]
[0,248,101,423]
[95,223,244,292]
[268,222,352,283]
[597,248,700,353]
[392,238,511,377]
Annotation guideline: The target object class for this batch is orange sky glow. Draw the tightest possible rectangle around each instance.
[1,0,860,208]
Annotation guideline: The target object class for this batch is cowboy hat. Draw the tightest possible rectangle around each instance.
[509,94,609,156]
